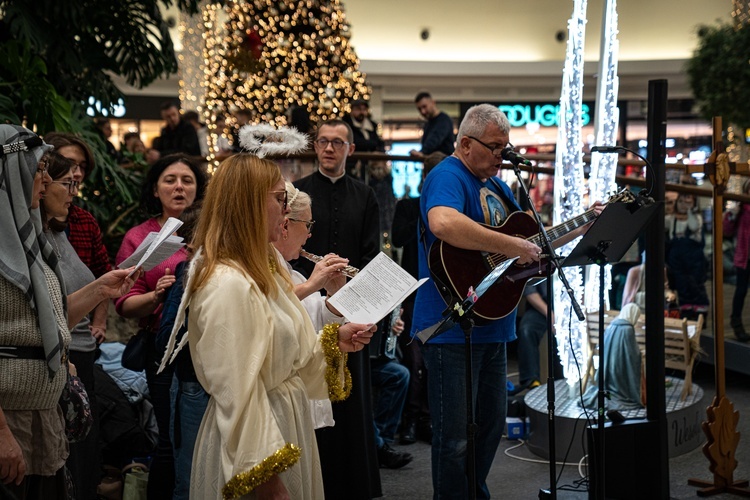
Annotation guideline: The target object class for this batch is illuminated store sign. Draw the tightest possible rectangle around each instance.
[498,103,591,127]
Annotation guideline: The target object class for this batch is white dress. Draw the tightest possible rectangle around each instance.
[184,263,346,499]
[284,259,343,429]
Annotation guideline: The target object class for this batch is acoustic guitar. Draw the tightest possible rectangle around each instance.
[428,190,634,323]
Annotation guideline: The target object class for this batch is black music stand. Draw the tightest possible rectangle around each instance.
[416,256,518,500]
[561,194,659,500]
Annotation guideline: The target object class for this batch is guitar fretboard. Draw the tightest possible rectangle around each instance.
[527,208,598,247]
[485,209,598,267]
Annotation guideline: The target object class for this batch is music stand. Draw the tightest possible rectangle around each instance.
[561,195,659,500]
[416,256,518,500]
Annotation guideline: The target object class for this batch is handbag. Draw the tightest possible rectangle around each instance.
[59,362,93,443]
[122,329,149,372]
[122,463,149,500]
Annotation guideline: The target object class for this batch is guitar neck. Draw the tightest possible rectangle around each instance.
[528,208,598,247]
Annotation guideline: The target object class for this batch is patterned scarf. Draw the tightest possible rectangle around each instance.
[0,125,65,378]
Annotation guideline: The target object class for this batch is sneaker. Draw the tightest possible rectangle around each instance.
[377,443,413,469]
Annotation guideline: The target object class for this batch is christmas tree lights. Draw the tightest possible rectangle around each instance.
[553,0,589,385]
[202,0,370,127]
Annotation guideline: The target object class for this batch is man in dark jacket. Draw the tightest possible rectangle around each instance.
[155,100,201,157]
[342,99,385,180]
[410,91,455,158]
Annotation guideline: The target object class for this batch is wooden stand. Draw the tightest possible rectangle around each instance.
[687,116,750,497]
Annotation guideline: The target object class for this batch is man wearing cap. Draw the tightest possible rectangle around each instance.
[343,99,385,179]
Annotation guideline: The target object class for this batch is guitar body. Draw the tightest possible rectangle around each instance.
[427,189,631,324]
[428,211,550,323]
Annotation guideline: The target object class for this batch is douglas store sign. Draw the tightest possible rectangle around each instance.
[460,102,596,128]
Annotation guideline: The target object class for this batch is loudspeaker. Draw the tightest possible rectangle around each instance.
[587,419,662,499]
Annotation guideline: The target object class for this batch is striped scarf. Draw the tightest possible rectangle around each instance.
[0,124,65,378]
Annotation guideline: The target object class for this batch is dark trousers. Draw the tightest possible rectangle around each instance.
[3,468,67,500]
[398,300,430,426]
[145,334,175,500]
[67,349,100,500]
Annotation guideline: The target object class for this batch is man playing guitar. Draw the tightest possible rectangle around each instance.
[411,103,600,498]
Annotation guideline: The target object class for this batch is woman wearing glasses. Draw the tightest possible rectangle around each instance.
[274,181,349,308]
[273,182,350,429]
[115,153,207,498]
[38,151,109,500]
[0,125,138,499]
[160,153,375,499]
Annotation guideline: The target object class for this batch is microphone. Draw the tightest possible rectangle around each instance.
[500,148,532,166]
[590,146,622,154]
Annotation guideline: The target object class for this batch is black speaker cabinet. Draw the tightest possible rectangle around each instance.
[587,419,664,499]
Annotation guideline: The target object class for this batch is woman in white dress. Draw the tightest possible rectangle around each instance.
[273,181,350,429]
[161,153,374,499]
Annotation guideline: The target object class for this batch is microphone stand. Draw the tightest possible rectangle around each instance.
[508,159,585,500]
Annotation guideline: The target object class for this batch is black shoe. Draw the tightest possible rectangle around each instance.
[731,318,750,342]
[399,422,416,445]
[416,421,432,444]
[736,328,750,342]
[377,443,413,469]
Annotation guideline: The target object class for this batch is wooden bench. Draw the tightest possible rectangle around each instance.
[585,310,704,401]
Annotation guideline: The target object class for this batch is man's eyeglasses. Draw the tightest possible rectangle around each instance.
[314,138,350,150]
[51,180,80,194]
[269,190,288,211]
[467,136,509,157]
[288,217,315,233]
[70,163,87,175]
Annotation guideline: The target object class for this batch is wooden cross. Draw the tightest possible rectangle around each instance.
[687,116,750,497]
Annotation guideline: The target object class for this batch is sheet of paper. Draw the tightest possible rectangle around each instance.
[415,257,518,344]
[118,217,184,275]
[327,252,428,325]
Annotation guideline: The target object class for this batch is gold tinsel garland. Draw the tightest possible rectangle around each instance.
[321,323,351,402]
[221,443,301,499]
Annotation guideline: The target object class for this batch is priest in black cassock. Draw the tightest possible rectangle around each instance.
[293,119,382,499]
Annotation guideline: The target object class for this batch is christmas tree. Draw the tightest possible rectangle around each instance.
[202,0,371,128]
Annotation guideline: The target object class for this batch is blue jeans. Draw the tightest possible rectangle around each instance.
[169,375,209,500]
[422,342,507,500]
[371,359,410,447]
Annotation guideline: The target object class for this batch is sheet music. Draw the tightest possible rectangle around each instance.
[327,252,428,325]
[118,217,184,276]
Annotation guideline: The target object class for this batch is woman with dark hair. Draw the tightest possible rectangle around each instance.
[115,153,207,498]
[0,125,138,500]
[42,133,111,277]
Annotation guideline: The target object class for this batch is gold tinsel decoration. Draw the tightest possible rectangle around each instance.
[221,443,301,499]
[321,322,352,402]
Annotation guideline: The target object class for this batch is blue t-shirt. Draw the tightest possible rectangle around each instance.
[412,155,521,344]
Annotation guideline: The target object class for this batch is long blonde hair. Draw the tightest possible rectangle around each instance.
[190,154,289,296]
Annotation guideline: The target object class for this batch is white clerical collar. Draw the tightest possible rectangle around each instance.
[318,169,346,183]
